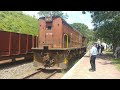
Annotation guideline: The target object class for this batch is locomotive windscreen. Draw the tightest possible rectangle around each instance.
[45,17,52,22]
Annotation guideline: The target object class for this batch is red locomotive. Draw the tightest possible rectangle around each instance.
[32,16,87,69]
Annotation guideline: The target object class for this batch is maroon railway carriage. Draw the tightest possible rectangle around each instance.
[32,16,87,69]
[0,30,38,64]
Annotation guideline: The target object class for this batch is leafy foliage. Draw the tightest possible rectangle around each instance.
[37,11,68,19]
[89,11,120,53]
[0,11,38,36]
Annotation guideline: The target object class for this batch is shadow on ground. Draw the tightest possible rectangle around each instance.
[0,59,33,70]
[97,53,120,65]
[97,53,113,60]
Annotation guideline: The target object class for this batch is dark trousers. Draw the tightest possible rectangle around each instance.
[90,55,97,70]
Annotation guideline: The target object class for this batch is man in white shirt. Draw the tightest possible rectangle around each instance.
[89,43,98,72]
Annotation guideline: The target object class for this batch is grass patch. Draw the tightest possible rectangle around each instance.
[111,58,120,71]
[102,51,120,71]
[104,51,120,71]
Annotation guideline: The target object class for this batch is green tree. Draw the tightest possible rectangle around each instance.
[85,11,120,54]
[37,11,68,19]
[0,11,38,36]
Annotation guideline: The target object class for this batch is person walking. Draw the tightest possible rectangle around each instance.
[89,43,98,72]
[100,45,104,54]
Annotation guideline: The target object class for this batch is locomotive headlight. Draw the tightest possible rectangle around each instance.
[46,33,49,35]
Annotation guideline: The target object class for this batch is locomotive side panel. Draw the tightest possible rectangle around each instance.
[62,24,70,48]
[82,36,87,52]
[52,18,62,48]
[82,37,87,48]
[79,35,83,48]
[38,19,46,48]
[62,24,81,48]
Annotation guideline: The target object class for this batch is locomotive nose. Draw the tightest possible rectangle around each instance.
[44,32,53,48]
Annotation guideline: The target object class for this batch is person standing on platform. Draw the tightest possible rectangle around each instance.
[89,43,98,72]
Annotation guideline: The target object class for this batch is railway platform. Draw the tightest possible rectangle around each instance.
[61,51,120,79]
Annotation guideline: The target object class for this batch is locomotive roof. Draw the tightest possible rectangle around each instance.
[39,16,82,36]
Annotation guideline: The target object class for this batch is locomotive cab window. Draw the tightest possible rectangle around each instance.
[47,26,52,30]
[46,22,52,30]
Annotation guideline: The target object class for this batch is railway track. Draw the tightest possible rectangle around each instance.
[22,69,57,79]
[20,56,82,79]
[45,71,57,79]
[22,69,42,79]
